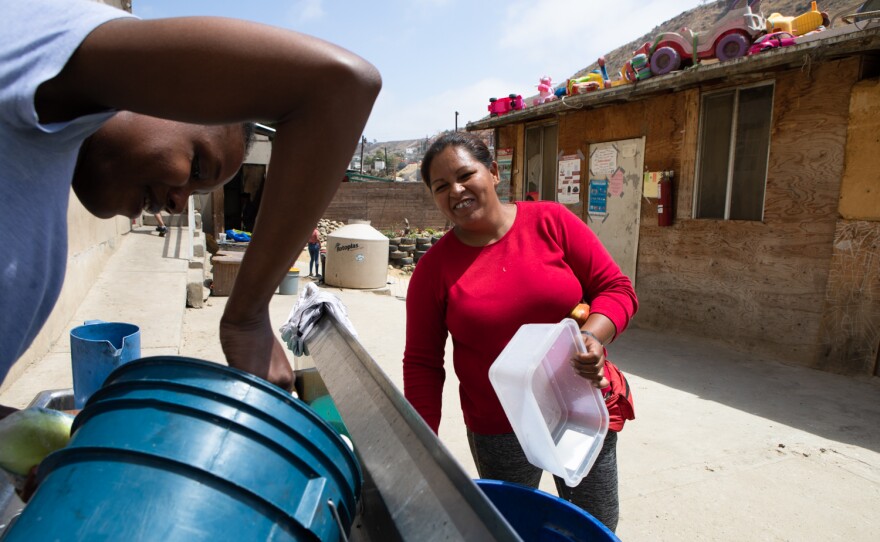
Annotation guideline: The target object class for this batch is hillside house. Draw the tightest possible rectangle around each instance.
[467,25,880,377]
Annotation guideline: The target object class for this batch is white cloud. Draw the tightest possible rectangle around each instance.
[495,0,703,80]
[365,77,522,141]
[287,0,325,25]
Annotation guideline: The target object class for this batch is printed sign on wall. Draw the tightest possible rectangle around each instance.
[590,146,618,177]
[588,179,608,215]
[557,155,581,204]
[643,171,661,198]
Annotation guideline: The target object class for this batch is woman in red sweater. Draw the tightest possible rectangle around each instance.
[403,132,637,531]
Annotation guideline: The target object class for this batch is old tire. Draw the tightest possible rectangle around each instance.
[715,33,749,61]
[390,251,407,259]
[399,257,414,266]
[650,46,681,76]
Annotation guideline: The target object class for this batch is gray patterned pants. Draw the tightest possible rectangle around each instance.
[467,429,619,532]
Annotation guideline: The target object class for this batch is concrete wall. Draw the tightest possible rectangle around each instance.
[1,0,133,394]
[322,181,449,233]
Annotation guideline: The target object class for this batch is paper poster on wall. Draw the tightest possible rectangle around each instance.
[608,167,625,197]
[557,155,581,204]
[496,148,513,202]
[643,171,660,198]
[588,179,608,215]
[590,146,618,177]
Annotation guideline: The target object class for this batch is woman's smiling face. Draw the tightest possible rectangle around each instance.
[428,145,500,230]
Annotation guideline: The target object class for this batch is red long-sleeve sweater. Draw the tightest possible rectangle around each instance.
[403,201,638,434]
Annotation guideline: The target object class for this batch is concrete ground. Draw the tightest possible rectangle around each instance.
[2,228,878,541]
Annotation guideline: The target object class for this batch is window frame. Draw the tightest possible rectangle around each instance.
[693,80,775,222]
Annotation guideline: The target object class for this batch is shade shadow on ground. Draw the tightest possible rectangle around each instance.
[611,326,880,453]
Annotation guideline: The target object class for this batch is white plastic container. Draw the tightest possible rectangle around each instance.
[488,319,609,487]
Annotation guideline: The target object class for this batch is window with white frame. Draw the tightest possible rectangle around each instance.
[694,82,774,221]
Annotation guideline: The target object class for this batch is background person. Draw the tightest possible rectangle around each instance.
[154,213,167,236]
[402,132,637,531]
[307,227,321,277]
[0,0,381,404]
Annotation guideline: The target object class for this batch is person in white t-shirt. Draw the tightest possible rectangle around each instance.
[0,0,381,415]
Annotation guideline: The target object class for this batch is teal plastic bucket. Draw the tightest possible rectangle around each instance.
[70,320,141,408]
[5,357,361,542]
[476,479,620,542]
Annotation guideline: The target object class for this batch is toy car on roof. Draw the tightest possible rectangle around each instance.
[748,31,798,55]
[644,0,765,76]
[488,94,526,117]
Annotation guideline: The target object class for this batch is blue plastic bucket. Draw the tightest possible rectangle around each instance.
[5,356,361,542]
[69,320,141,408]
[475,479,620,542]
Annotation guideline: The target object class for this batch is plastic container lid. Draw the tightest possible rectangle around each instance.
[489,319,609,487]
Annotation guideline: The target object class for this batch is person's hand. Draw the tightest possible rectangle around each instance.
[571,331,610,389]
[220,311,294,392]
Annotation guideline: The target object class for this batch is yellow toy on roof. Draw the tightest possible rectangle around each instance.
[766,1,830,36]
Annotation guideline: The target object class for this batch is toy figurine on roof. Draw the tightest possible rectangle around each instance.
[565,59,609,96]
[597,57,633,88]
[532,76,557,106]
[766,1,830,36]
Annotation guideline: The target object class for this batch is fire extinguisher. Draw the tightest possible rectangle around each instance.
[658,171,674,227]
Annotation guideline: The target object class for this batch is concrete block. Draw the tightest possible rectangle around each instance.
[186,282,206,308]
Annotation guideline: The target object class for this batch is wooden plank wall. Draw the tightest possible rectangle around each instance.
[547,57,864,371]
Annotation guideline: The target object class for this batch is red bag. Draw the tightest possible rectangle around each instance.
[603,359,635,432]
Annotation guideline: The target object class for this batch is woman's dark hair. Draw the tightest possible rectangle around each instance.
[420,132,493,187]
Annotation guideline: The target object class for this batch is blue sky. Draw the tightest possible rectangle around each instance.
[134,0,708,141]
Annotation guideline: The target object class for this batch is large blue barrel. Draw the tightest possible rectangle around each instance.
[476,479,620,542]
[4,357,361,542]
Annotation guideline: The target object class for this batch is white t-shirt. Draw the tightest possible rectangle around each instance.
[0,0,135,382]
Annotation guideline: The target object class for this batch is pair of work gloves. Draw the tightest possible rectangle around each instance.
[0,408,74,501]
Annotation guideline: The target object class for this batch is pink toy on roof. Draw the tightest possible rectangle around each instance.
[533,76,557,106]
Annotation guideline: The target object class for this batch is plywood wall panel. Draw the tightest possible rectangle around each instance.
[838,77,880,220]
[764,59,857,223]
[816,219,880,375]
